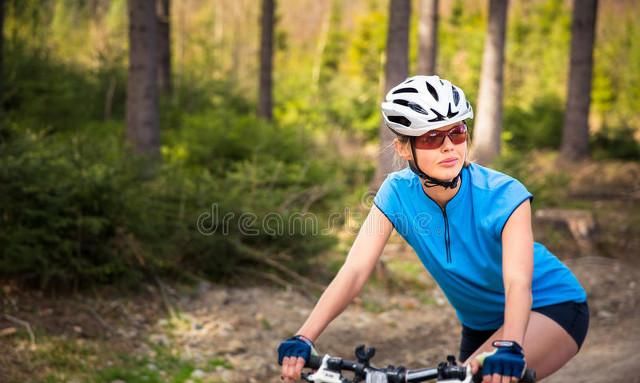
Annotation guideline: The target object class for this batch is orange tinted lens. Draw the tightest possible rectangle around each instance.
[415,133,445,149]
[448,125,467,145]
[414,124,467,149]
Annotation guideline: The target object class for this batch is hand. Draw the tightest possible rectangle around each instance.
[480,340,526,383]
[277,335,316,382]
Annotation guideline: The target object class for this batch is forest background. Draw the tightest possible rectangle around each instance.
[1,1,639,382]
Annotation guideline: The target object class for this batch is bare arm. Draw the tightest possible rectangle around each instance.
[296,204,394,341]
[501,200,534,345]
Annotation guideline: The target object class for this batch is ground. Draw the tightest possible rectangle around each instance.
[1,241,638,383]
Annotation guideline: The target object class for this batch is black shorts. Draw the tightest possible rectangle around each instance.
[458,300,590,362]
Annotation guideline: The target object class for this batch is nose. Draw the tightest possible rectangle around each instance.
[441,135,455,152]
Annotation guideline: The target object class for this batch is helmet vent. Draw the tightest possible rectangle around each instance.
[388,115,412,126]
[408,102,428,115]
[392,87,419,94]
[452,87,460,105]
[404,79,414,84]
[393,100,429,115]
[426,82,439,101]
[428,109,445,122]
[447,104,459,118]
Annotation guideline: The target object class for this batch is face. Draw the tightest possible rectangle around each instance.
[395,122,468,182]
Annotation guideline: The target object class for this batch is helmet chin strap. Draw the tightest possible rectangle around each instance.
[408,138,461,190]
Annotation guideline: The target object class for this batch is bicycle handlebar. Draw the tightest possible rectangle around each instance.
[304,346,536,383]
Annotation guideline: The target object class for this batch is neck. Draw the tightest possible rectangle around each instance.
[422,179,460,208]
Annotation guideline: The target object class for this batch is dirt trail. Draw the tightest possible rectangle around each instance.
[1,253,638,383]
[168,254,640,382]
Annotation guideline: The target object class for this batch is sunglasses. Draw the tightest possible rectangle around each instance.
[413,123,468,150]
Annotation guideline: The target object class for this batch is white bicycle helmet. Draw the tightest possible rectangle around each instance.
[381,75,473,137]
[381,75,474,189]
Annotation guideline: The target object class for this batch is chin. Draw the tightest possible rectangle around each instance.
[433,166,462,181]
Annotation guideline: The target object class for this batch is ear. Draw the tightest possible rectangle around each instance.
[394,139,413,161]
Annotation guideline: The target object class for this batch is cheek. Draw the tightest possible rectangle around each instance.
[415,150,440,168]
[457,144,468,159]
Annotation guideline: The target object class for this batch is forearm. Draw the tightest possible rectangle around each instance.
[295,205,392,342]
[502,281,532,345]
[296,265,368,341]
[500,201,534,346]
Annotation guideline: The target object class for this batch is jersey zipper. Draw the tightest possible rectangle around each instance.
[441,206,452,263]
[421,191,454,264]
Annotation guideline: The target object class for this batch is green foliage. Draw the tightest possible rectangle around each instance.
[33,334,234,383]
[505,0,571,106]
[94,349,200,383]
[3,37,128,134]
[591,4,640,129]
[318,0,347,87]
[0,39,344,286]
[491,151,571,209]
[437,0,485,102]
[347,5,386,85]
[591,124,640,161]
[0,124,145,286]
[503,95,565,151]
[0,112,342,286]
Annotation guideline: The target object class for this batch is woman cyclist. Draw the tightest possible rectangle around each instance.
[277,75,589,383]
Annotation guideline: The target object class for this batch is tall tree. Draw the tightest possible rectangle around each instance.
[417,0,438,75]
[372,0,411,190]
[561,0,598,160]
[258,0,275,121]
[156,0,171,95]
[0,0,4,121]
[127,0,160,159]
[472,0,509,165]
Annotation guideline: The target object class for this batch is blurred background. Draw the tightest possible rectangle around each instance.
[1,1,639,382]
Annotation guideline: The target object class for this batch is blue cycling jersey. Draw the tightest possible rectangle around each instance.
[373,163,587,330]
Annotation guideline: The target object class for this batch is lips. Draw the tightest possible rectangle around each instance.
[439,157,458,164]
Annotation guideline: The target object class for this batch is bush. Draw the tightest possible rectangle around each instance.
[3,39,128,133]
[1,36,351,288]
[0,116,342,287]
[503,95,565,152]
[0,123,144,286]
[591,124,640,161]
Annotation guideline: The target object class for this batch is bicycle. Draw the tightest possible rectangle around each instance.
[301,344,536,383]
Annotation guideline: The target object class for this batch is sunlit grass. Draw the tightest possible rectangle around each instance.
[91,348,233,383]
[7,332,233,383]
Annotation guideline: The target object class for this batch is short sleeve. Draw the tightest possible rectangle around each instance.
[488,179,533,238]
[372,176,401,230]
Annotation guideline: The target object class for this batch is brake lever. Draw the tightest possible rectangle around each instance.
[303,355,344,383]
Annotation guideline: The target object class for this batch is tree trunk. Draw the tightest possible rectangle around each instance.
[472,0,509,166]
[561,0,598,161]
[0,0,4,120]
[417,0,438,75]
[372,0,411,190]
[156,0,171,95]
[126,0,160,160]
[258,0,275,121]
